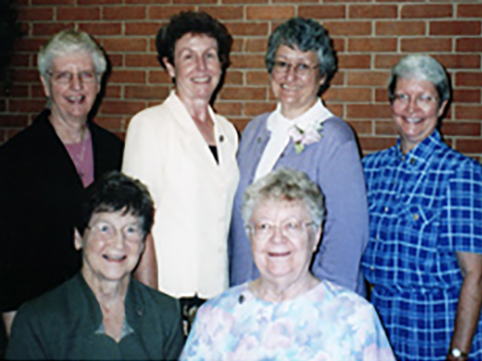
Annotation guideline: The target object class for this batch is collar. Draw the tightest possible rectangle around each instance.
[394,130,441,168]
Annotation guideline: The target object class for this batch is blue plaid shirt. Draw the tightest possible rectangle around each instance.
[362,130,482,360]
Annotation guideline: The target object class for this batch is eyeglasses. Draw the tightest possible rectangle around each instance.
[392,93,439,109]
[271,60,319,77]
[47,70,98,84]
[87,221,143,243]
[247,219,315,240]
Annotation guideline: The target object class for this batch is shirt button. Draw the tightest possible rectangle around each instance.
[376,236,379,241]
[370,266,375,271]
[384,207,389,212]
[410,158,416,165]
[413,213,419,221]
[401,156,406,162]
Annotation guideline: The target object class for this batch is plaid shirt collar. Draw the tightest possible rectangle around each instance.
[393,130,441,170]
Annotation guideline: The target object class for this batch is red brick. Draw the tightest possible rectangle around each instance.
[219,87,267,101]
[32,0,74,4]
[104,85,122,99]
[10,54,31,67]
[298,5,346,19]
[346,120,372,135]
[374,55,404,69]
[226,22,269,37]
[456,139,482,154]
[148,5,195,20]
[108,54,123,67]
[347,71,391,86]
[79,0,120,4]
[99,100,146,116]
[57,7,100,21]
[455,72,482,87]
[246,6,294,20]
[224,71,243,86]
[245,71,269,86]
[346,104,392,119]
[125,22,160,36]
[148,71,172,84]
[18,7,54,21]
[173,0,216,4]
[199,6,244,20]
[245,39,268,53]
[74,23,120,37]
[332,38,345,53]
[375,120,397,136]
[109,70,146,84]
[348,38,397,52]
[11,69,39,83]
[125,53,159,67]
[9,99,45,113]
[430,21,481,36]
[101,38,148,52]
[442,121,481,137]
[324,87,372,102]
[32,23,75,36]
[349,5,397,19]
[222,0,268,4]
[401,5,453,19]
[455,105,482,120]
[244,102,276,117]
[230,54,265,69]
[401,38,452,52]
[94,116,124,131]
[458,4,482,18]
[6,85,29,98]
[125,85,169,100]
[338,54,371,69]
[375,21,425,36]
[432,54,480,70]
[457,38,482,52]
[323,21,371,36]
[103,6,146,20]
[213,101,243,116]
[125,0,168,4]
[359,136,397,152]
[453,89,481,104]
[0,115,30,127]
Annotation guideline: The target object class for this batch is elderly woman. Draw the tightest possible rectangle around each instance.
[122,11,239,332]
[6,172,184,360]
[181,168,394,360]
[0,30,123,335]
[229,17,368,295]
[362,55,482,361]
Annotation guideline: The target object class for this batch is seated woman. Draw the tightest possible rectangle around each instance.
[181,168,395,360]
[6,172,184,360]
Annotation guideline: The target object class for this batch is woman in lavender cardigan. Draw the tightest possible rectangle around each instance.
[229,17,369,295]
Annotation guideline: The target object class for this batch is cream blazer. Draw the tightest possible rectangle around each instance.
[122,92,239,298]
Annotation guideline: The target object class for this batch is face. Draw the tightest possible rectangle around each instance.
[164,33,221,104]
[249,199,321,286]
[391,77,448,154]
[41,51,100,124]
[270,45,325,119]
[75,210,145,285]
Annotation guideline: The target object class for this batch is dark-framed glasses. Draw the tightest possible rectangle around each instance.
[247,219,315,240]
[272,60,320,77]
[47,70,98,84]
[87,221,143,242]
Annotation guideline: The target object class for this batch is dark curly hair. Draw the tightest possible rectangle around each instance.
[156,11,233,71]
[77,171,154,239]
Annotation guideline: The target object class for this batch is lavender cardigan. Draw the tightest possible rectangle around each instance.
[228,112,369,295]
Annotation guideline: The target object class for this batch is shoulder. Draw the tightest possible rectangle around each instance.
[127,103,170,131]
[90,122,123,147]
[243,113,270,135]
[214,113,239,140]
[1,111,50,154]
[131,279,180,314]
[322,116,357,144]
[434,141,482,174]
[362,147,394,168]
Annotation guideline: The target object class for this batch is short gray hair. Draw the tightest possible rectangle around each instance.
[388,54,451,108]
[265,17,337,93]
[242,168,325,228]
[38,29,107,83]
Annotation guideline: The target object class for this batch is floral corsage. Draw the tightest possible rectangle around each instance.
[288,120,323,154]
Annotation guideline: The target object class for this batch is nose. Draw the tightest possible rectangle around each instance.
[270,224,287,244]
[284,64,297,81]
[70,73,84,90]
[196,56,207,71]
[111,230,126,249]
[407,97,421,113]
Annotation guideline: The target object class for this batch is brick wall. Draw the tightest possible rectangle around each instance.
[1,0,481,163]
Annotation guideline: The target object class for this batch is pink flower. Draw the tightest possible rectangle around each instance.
[288,121,323,154]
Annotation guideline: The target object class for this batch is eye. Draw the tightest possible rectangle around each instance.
[297,63,310,71]
[256,222,272,233]
[205,51,217,59]
[55,71,72,81]
[80,71,95,81]
[275,61,289,69]
[99,224,110,233]
[418,94,435,103]
[395,93,409,101]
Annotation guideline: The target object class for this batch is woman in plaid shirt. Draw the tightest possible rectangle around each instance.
[362,55,482,361]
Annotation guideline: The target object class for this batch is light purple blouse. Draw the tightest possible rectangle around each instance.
[228,112,369,295]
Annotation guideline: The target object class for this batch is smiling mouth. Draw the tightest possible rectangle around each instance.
[268,251,290,258]
[67,95,85,103]
[281,84,299,90]
[405,117,423,124]
[193,76,210,83]
[103,254,127,262]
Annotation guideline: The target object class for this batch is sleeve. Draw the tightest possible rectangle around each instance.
[162,299,184,361]
[311,136,369,293]
[361,305,396,361]
[179,305,219,361]
[440,160,482,254]
[5,305,49,360]
[122,111,161,195]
